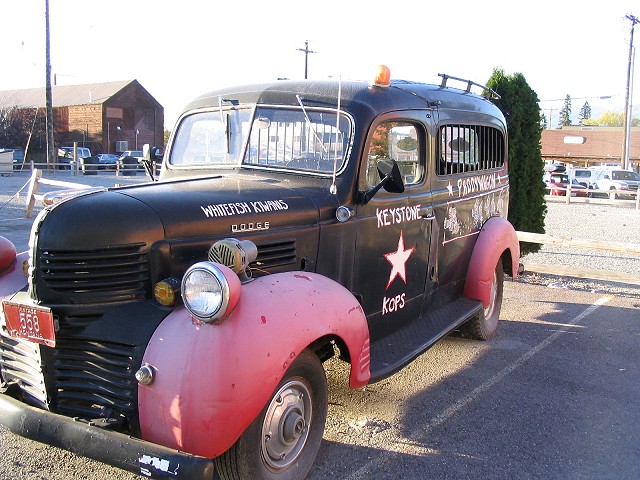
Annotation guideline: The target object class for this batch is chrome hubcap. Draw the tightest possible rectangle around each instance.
[261,379,312,471]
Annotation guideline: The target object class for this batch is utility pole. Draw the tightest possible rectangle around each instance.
[296,40,316,80]
[622,14,638,170]
[45,0,55,169]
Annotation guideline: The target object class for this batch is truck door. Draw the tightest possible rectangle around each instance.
[352,115,435,340]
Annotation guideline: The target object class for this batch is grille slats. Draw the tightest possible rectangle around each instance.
[42,274,149,291]
[0,330,48,408]
[253,240,297,268]
[38,243,149,298]
[53,337,138,418]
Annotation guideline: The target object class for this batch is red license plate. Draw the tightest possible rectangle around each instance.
[2,300,56,347]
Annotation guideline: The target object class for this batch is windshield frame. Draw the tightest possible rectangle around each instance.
[166,104,355,178]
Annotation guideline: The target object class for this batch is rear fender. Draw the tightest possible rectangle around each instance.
[0,237,28,298]
[463,216,519,307]
[138,270,369,458]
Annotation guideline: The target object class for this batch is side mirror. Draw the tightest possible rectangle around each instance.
[377,159,405,193]
[359,158,405,204]
[142,144,164,161]
[151,146,164,161]
[141,144,163,181]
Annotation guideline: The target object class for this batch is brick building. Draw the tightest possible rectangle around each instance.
[0,80,163,157]
[541,126,639,171]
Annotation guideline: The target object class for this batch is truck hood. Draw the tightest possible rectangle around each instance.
[116,174,323,240]
[37,174,324,250]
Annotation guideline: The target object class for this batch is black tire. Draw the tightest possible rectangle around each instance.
[461,261,504,340]
[215,349,328,480]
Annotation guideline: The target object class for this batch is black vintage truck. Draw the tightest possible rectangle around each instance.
[0,66,519,479]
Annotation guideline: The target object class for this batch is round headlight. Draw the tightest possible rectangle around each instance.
[181,262,240,323]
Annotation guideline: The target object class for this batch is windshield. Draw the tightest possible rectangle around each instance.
[169,106,352,174]
[244,107,351,174]
[169,108,252,166]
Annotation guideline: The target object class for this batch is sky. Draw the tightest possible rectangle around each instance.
[1,0,638,130]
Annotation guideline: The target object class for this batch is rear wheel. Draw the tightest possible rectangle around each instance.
[215,349,328,480]
[461,261,504,340]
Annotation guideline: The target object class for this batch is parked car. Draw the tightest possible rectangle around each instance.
[591,168,640,199]
[544,172,589,197]
[118,150,144,161]
[117,150,144,173]
[543,162,566,174]
[0,148,25,170]
[59,146,92,170]
[96,153,120,169]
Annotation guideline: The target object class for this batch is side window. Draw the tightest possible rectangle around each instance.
[437,124,504,175]
[365,121,424,188]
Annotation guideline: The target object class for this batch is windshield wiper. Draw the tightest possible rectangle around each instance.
[295,95,328,156]
[219,96,230,154]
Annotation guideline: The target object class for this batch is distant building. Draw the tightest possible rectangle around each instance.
[541,126,639,170]
[0,80,164,156]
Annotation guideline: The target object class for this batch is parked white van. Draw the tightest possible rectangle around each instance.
[570,168,596,189]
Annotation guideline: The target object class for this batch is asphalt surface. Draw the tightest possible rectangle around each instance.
[1,169,639,479]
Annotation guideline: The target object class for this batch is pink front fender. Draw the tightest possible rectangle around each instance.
[138,271,370,459]
[0,237,28,298]
[463,216,520,307]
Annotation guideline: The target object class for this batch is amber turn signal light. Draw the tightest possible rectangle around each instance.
[153,277,181,307]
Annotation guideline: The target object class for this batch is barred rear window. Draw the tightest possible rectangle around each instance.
[437,124,505,175]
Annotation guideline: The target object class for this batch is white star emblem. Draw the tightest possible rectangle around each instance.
[384,231,415,289]
[447,182,454,196]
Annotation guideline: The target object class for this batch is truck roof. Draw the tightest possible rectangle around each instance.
[182,78,506,125]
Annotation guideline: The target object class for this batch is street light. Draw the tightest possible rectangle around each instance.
[135,129,140,150]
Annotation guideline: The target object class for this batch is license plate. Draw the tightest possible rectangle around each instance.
[2,300,56,347]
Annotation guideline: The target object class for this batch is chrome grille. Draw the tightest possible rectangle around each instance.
[0,327,48,409]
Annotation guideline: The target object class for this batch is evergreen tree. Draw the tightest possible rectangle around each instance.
[578,101,591,124]
[558,94,572,127]
[486,69,546,255]
[540,112,548,130]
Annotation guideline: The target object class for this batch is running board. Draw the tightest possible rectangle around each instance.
[369,298,483,383]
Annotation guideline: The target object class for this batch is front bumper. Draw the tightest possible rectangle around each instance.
[0,393,214,479]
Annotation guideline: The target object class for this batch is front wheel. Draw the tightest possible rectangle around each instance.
[461,261,504,340]
[215,349,328,480]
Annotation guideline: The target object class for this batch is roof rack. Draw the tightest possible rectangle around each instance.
[437,73,500,99]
